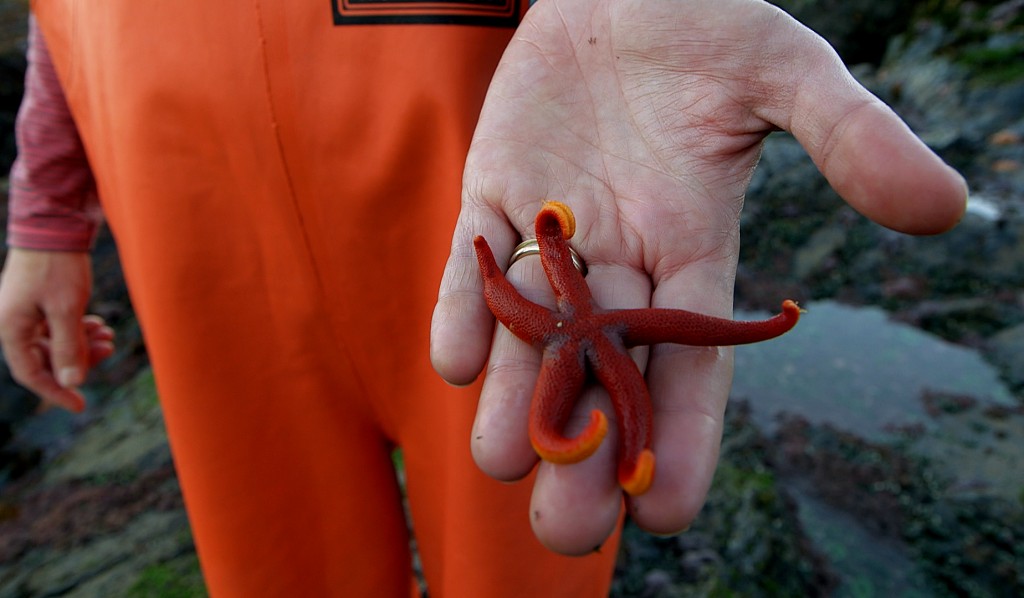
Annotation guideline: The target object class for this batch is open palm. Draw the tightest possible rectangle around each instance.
[431,0,965,554]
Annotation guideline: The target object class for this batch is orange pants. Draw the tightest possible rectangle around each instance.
[34,1,619,596]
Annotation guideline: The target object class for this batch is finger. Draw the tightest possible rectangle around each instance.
[15,328,104,412]
[471,253,553,481]
[36,386,87,414]
[38,316,113,372]
[83,314,114,339]
[0,308,84,412]
[622,251,738,533]
[88,339,116,366]
[84,316,116,366]
[799,94,966,234]
[626,343,731,534]
[760,25,966,234]
[529,404,624,555]
[45,307,87,389]
[7,339,87,412]
[431,205,519,386]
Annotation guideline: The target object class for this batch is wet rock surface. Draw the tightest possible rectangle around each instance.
[612,404,837,597]
[0,370,201,598]
[771,403,1024,597]
[0,0,1023,596]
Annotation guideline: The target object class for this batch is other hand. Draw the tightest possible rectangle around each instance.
[0,248,115,412]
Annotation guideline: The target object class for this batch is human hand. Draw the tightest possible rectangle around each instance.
[431,0,966,554]
[0,248,115,412]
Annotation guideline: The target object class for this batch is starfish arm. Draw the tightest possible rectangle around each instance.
[474,235,558,342]
[536,202,594,312]
[588,337,656,496]
[612,300,802,348]
[529,339,608,464]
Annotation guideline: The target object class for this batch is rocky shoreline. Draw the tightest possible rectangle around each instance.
[2,1,1024,596]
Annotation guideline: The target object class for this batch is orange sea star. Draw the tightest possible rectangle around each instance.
[474,201,800,495]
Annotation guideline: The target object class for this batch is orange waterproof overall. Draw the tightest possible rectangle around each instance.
[33,1,618,596]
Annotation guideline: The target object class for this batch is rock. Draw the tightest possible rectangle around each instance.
[0,353,39,437]
[611,403,835,597]
[898,297,1024,343]
[42,369,170,485]
[872,6,1024,183]
[986,322,1024,390]
[769,0,924,65]
[639,569,672,597]
[0,367,198,596]
[770,410,1024,596]
[0,511,196,598]
[793,224,847,281]
[677,549,721,583]
[740,133,843,285]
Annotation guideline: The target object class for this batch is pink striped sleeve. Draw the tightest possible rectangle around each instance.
[6,16,102,252]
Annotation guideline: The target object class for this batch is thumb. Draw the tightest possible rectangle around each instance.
[761,25,967,235]
[47,308,87,389]
[797,90,966,234]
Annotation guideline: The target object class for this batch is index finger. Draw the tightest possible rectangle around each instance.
[1,331,86,413]
[430,204,517,387]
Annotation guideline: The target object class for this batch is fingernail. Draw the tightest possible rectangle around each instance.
[58,366,83,388]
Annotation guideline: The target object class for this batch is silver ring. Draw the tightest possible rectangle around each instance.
[508,238,588,276]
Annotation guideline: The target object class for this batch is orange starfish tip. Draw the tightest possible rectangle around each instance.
[531,408,608,464]
[781,299,805,320]
[541,200,576,239]
[782,299,799,310]
[619,449,655,496]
